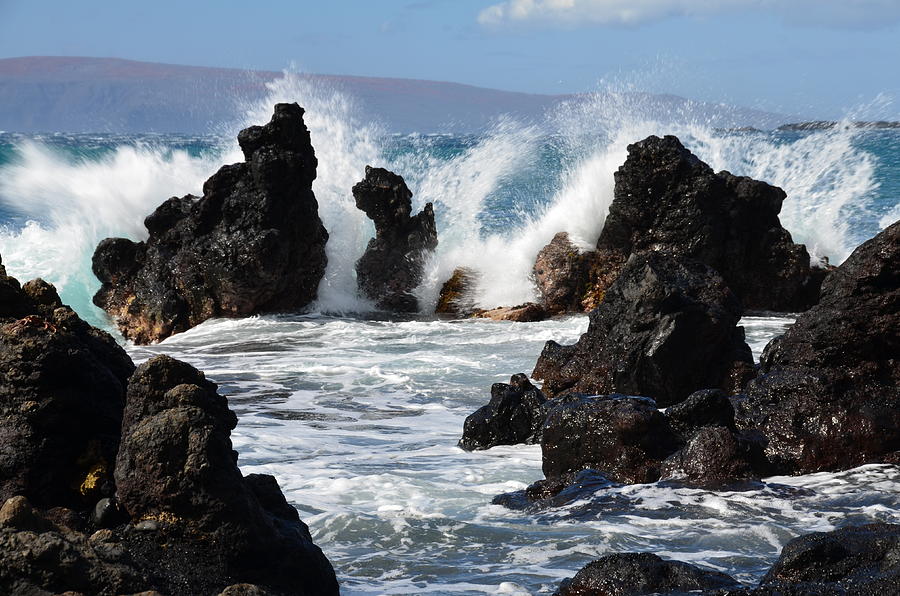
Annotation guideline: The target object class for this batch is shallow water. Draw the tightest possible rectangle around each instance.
[124,313,900,594]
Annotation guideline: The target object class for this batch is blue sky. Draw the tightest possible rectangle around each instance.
[1,0,899,118]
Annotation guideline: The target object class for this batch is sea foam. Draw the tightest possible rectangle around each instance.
[0,70,888,320]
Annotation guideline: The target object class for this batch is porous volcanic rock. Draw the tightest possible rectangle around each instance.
[0,265,133,509]
[591,135,823,312]
[659,425,766,486]
[354,166,437,312]
[115,355,339,594]
[540,394,680,484]
[738,220,900,475]
[756,523,900,595]
[459,373,550,450]
[93,102,329,344]
[532,251,754,406]
[552,524,900,596]
[553,552,740,596]
[471,302,548,322]
[435,267,478,315]
[0,258,338,594]
[533,232,625,314]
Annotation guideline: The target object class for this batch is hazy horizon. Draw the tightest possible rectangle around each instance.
[2,1,899,121]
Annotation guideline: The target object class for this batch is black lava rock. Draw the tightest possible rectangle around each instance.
[459,373,550,450]
[758,523,900,595]
[595,134,823,312]
[354,166,437,312]
[0,267,133,509]
[540,394,680,484]
[93,103,329,343]
[553,552,740,596]
[533,252,754,406]
[740,220,900,474]
[115,355,339,595]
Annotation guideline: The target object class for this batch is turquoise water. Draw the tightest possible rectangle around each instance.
[2,127,896,246]
[0,96,898,594]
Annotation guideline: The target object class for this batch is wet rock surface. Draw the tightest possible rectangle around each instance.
[93,103,329,344]
[553,552,740,596]
[471,302,548,322]
[459,374,550,450]
[354,166,437,312]
[739,220,900,475]
[594,134,823,312]
[435,267,478,315]
[553,523,900,595]
[756,522,900,595]
[0,261,338,595]
[532,251,754,407]
[540,394,679,484]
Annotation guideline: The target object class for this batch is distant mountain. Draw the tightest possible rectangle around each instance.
[0,56,791,134]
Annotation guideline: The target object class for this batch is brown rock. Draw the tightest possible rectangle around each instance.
[435,267,478,315]
[472,302,548,322]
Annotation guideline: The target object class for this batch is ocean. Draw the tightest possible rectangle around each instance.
[0,75,898,594]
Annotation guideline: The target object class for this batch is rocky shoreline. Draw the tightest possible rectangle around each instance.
[2,103,898,594]
[0,255,338,594]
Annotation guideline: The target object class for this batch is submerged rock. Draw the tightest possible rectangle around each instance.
[354,166,437,312]
[739,220,900,475]
[593,135,823,312]
[93,103,329,343]
[553,552,740,596]
[533,252,754,406]
[459,374,550,450]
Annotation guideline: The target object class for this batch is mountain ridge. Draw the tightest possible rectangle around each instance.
[0,56,791,134]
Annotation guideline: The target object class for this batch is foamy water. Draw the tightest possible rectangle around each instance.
[0,73,898,594]
[120,313,899,594]
[0,72,894,318]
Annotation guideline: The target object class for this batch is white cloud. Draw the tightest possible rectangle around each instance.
[477,0,900,29]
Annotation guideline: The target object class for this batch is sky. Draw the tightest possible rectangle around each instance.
[1,0,899,119]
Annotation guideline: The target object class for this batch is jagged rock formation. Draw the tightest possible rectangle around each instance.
[738,220,900,474]
[533,135,825,315]
[354,166,437,312]
[115,356,339,594]
[458,374,549,451]
[93,102,329,344]
[486,224,897,503]
[532,252,755,406]
[595,135,824,312]
[0,261,338,594]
